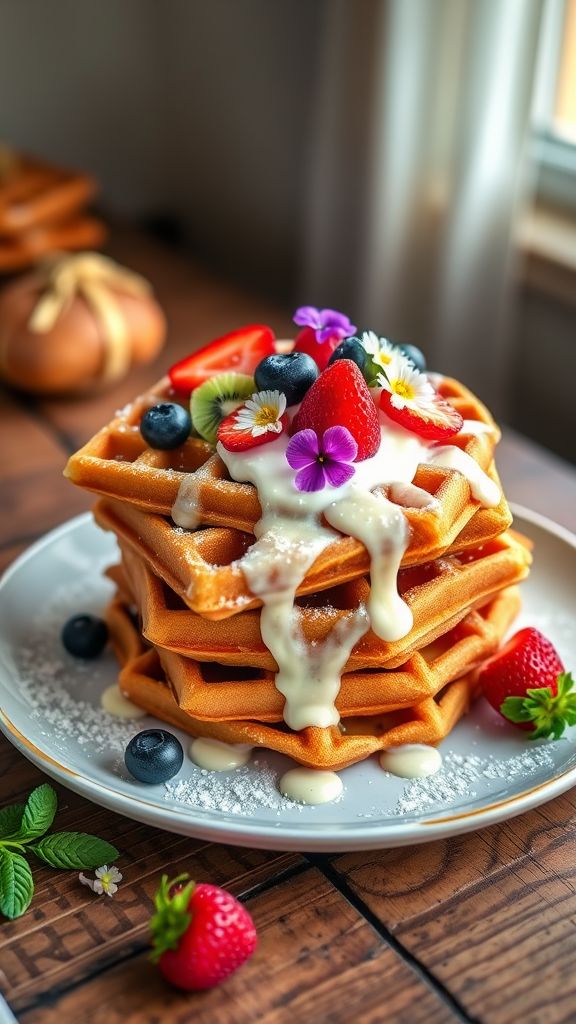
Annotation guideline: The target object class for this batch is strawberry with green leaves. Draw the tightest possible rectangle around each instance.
[150,873,257,990]
[479,627,576,740]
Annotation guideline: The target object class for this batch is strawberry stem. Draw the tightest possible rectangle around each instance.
[149,873,196,963]
[500,672,576,740]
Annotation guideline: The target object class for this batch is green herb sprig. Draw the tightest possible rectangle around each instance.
[0,784,119,919]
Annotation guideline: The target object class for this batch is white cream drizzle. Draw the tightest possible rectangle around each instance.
[172,475,203,529]
[189,737,252,770]
[172,391,500,735]
[379,743,442,779]
[100,684,147,720]
[324,489,412,642]
[279,767,343,804]
[427,445,500,506]
[458,419,497,437]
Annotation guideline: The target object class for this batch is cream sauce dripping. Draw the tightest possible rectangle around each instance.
[172,402,500,735]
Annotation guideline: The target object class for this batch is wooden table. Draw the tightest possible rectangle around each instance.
[2,234,576,1024]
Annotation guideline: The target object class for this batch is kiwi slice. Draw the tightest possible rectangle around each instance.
[190,372,255,444]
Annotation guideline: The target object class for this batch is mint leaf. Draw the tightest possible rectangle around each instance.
[0,803,25,840]
[18,784,58,841]
[30,833,119,870]
[0,849,34,919]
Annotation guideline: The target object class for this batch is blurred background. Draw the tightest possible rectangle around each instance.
[0,0,575,461]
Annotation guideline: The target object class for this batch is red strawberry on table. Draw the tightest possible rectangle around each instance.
[169,325,275,393]
[290,359,380,461]
[150,874,257,991]
[479,627,576,739]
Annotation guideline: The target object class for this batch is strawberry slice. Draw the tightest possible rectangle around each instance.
[479,627,576,740]
[290,360,380,461]
[169,325,275,393]
[217,390,288,452]
[379,389,463,440]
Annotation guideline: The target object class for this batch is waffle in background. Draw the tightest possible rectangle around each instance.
[0,147,106,271]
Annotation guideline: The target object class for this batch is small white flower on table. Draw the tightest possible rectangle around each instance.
[79,864,123,897]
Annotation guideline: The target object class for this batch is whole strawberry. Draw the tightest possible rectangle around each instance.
[479,627,576,740]
[150,874,257,991]
[290,359,381,461]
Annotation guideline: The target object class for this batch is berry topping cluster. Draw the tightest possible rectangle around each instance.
[155,306,464,470]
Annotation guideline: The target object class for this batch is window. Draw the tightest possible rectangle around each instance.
[532,0,576,209]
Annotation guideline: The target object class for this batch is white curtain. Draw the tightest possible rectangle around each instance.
[302,0,544,418]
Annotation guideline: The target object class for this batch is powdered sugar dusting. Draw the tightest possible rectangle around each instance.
[14,566,143,755]
[164,758,304,816]
[359,746,557,818]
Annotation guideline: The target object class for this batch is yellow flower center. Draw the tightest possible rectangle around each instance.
[254,405,278,427]
[392,379,415,400]
[377,351,393,366]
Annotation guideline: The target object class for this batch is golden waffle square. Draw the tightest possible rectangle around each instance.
[106,575,521,722]
[112,529,531,672]
[93,484,513,621]
[106,587,521,771]
[64,374,510,548]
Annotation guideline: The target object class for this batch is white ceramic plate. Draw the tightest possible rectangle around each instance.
[0,506,575,852]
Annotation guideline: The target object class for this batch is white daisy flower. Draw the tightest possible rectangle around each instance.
[377,352,435,411]
[79,864,123,897]
[233,390,287,437]
[360,331,397,374]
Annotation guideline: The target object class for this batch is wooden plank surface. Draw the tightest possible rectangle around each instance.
[18,867,458,1024]
[1,229,576,1023]
[329,793,576,1024]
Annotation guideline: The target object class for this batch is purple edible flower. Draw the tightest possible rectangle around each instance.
[286,426,357,492]
[293,306,357,344]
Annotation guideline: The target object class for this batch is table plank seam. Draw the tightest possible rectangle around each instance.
[306,854,480,1024]
[382,829,576,933]
[9,859,311,1017]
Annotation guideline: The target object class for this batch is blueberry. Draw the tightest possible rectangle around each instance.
[140,403,191,449]
[396,343,426,372]
[61,614,108,659]
[328,337,367,374]
[124,729,184,784]
[254,352,318,406]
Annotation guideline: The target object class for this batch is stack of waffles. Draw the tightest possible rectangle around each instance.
[0,148,105,271]
[65,358,531,772]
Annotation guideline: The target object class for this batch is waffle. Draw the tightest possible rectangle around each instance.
[93,483,513,621]
[106,586,521,770]
[67,350,527,773]
[113,530,531,673]
[64,374,510,545]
